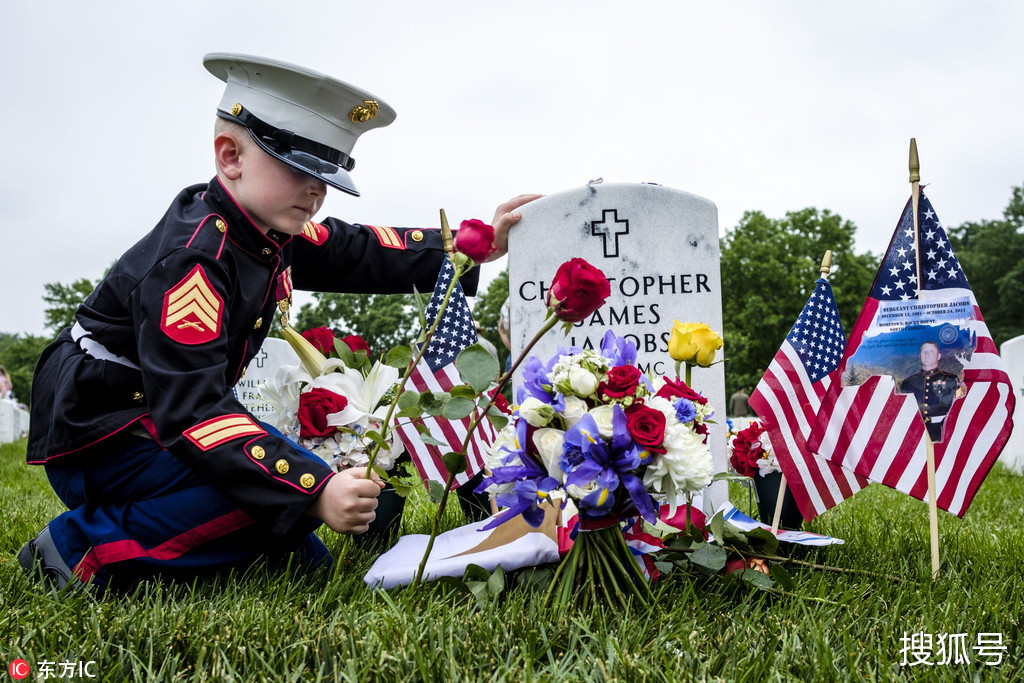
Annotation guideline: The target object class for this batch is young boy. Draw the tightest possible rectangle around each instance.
[20,53,537,591]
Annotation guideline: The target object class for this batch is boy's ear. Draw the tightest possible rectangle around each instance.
[214,132,244,180]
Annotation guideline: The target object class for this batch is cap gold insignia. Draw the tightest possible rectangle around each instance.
[349,100,379,123]
[300,473,316,489]
[231,103,243,116]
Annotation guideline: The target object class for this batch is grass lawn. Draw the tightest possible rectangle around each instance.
[2,437,1022,682]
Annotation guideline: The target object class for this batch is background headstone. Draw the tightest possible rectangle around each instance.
[998,334,1024,474]
[508,182,727,510]
[234,337,301,422]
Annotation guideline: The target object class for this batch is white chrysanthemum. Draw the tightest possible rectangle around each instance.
[645,395,679,426]
[532,427,566,480]
[643,423,714,498]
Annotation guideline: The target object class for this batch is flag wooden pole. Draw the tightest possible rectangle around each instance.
[770,251,833,535]
[910,138,942,579]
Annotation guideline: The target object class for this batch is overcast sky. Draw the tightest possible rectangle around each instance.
[3,1,1022,337]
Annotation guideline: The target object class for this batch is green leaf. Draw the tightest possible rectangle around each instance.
[486,565,506,595]
[442,397,475,420]
[741,568,775,591]
[462,564,491,582]
[744,527,780,556]
[333,338,356,367]
[711,471,749,484]
[449,384,477,399]
[770,563,794,591]
[363,430,389,450]
[709,510,725,543]
[428,480,446,504]
[456,344,500,394]
[396,389,422,418]
[385,345,413,369]
[689,542,728,573]
[442,451,468,476]
[487,412,509,431]
[419,392,444,416]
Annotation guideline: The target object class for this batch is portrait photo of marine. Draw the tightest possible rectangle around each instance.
[898,340,966,442]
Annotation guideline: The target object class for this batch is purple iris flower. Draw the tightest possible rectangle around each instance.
[562,409,658,523]
[488,475,561,529]
[600,330,638,367]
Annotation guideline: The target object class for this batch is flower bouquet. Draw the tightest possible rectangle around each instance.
[729,421,802,529]
[261,328,406,473]
[478,329,717,609]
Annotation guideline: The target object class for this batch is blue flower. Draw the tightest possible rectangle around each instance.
[600,330,637,367]
[674,398,697,424]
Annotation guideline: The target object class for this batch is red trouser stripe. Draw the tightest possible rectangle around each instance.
[74,509,255,582]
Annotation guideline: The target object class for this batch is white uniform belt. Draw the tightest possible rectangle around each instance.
[925,414,946,424]
[71,321,141,371]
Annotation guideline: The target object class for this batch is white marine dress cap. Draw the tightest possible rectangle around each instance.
[204,52,396,197]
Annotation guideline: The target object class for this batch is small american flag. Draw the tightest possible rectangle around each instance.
[808,190,1014,516]
[750,278,868,521]
[395,257,494,487]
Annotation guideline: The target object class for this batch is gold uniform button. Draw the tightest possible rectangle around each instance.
[275,459,290,475]
[411,230,424,242]
[262,248,272,256]
[300,473,316,489]
[253,317,263,330]
[251,446,265,460]
[132,391,145,402]
[215,219,227,233]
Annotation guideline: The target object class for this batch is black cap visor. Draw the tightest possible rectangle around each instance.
[247,130,360,197]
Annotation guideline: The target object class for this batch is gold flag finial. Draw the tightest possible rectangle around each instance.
[820,250,833,279]
[909,138,921,184]
[440,208,454,255]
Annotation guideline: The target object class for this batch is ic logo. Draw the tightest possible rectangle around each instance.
[8,659,30,679]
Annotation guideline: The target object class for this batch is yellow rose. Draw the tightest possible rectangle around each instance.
[668,321,723,367]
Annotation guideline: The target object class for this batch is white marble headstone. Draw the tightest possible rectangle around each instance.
[234,337,301,422]
[507,183,727,509]
[998,334,1024,474]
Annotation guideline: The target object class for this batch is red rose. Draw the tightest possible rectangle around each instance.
[297,388,348,439]
[729,423,765,476]
[453,219,497,262]
[546,258,611,323]
[301,327,337,356]
[625,404,667,453]
[342,334,370,355]
[599,365,642,399]
[656,377,708,405]
[489,387,512,415]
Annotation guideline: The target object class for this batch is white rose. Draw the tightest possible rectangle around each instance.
[566,479,600,501]
[561,395,589,428]
[485,424,520,469]
[568,365,599,397]
[532,428,566,480]
[589,404,617,439]
[519,396,555,427]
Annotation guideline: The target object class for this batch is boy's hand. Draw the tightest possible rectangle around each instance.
[309,468,386,534]
[486,194,543,261]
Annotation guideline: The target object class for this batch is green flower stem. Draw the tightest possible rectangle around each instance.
[365,259,468,477]
[661,545,911,583]
[414,314,562,586]
[610,525,656,602]
[685,363,692,388]
[589,532,629,610]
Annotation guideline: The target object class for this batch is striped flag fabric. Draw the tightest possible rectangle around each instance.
[750,278,869,521]
[395,257,495,488]
[807,190,1015,516]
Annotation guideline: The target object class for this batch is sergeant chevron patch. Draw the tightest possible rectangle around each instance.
[368,224,404,249]
[301,221,329,245]
[185,414,266,451]
[161,264,224,344]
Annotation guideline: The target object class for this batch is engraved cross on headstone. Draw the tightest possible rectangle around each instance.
[590,209,630,258]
